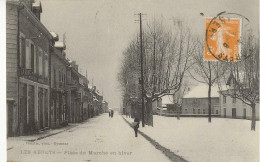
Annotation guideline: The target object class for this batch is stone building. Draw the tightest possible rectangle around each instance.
[50,32,69,128]
[7,0,53,136]
[182,84,220,116]
[66,61,81,123]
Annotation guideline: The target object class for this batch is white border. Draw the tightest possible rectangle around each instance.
[0,0,7,162]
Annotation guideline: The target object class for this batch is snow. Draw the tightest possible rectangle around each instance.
[161,95,174,105]
[54,41,65,48]
[124,115,259,162]
[183,84,219,98]
[32,1,41,8]
[7,113,170,162]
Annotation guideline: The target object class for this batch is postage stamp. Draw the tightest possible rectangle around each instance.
[205,17,241,61]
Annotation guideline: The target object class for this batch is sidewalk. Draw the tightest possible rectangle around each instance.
[7,123,79,151]
[122,115,188,162]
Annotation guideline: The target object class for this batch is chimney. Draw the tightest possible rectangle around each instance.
[32,0,42,20]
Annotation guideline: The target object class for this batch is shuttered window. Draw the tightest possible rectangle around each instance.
[25,40,31,69]
[20,37,26,68]
[39,48,43,75]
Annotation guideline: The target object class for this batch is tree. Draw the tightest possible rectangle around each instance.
[118,17,196,126]
[188,40,226,123]
[217,30,259,130]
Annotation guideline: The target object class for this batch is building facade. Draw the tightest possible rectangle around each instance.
[7,0,53,136]
[182,85,221,116]
[50,33,69,128]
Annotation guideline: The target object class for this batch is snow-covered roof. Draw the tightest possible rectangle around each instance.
[161,95,174,105]
[32,0,41,8]
[183,84,219,98]
[54,41,65,49]
[50,32,59,40]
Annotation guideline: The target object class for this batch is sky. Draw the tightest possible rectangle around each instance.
[40,0,259,108]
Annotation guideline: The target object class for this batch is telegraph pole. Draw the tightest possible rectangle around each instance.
[139,13,145,127]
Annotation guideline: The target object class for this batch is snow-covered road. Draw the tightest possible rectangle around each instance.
[7,113,170,162]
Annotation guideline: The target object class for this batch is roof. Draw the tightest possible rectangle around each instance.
[50,32,59,41]
[161,95,174,105]
[54,41,66,49]
[183,84,219,98]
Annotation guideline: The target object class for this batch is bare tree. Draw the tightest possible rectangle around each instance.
[118,17,197,126]
[217,30,259,130]
[188,40,226,123]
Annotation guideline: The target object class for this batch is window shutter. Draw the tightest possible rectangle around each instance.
[34,45,36,73]
[25,40,31,69]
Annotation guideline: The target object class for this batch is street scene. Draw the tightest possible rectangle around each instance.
[5,0,259,161]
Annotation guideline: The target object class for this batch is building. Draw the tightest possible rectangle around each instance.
[102,101,109,113]
[50,33,69,128]
[78,72,91,121]
[182,84,220,116]
[219,75,259,120]
[7,0,53,136]
[66,61,81,123]
[91,86,103,115]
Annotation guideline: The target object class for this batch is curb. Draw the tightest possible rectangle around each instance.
[122,116,189,162]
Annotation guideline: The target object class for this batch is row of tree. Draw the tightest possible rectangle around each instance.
[118,17,259,130]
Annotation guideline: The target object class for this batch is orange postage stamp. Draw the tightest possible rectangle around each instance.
[205,18,241,61]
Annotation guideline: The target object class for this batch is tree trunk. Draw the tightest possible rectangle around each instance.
[145,99,153,126]
[251,103,256,131]
[177,105,180,120]
[208,83,212,123]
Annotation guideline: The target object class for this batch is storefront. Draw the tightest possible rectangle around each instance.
[19,77,49,135]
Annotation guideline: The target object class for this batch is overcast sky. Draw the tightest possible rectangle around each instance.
[40,0,259,108]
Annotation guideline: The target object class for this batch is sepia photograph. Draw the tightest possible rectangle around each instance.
[3,0,259,161]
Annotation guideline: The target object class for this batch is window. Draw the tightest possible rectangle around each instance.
[198,109,201,114]
[223,95,226,104]
[193,108,195,114]
[232,97,236,103]
[20,36,26,68]
[31,44,35,72]
[44,56,48,77]
[203,109,205,114]
[216,110,218,114]
[38,48,43,75]
[25,40,31,69]
[185,109,188,114]
[232,108,236,118]
[243,109,246,119]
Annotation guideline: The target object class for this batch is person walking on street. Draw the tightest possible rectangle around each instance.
[111,110,114,118]
[133,118,140,137]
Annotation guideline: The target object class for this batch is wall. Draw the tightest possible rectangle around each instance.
[182,97,220,115]
[6,3,19,136]
[220,94,259,120]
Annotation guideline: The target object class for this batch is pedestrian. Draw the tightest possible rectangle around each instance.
[111,110,114,118]
[109,111,111,117]
[133,118,140,137]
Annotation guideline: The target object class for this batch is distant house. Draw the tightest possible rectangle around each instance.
[182,84,220,116]
[219,75,259,120]
[152,95,180,114]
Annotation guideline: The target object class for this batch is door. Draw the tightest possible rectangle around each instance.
[232,108,236,118]
[38,88,43,129]
[28,85,35,133]
[20,83,27,135]
[223,108,226,118]
[243,109,246,119]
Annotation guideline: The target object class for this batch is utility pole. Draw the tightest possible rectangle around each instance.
[139,13,145,127]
